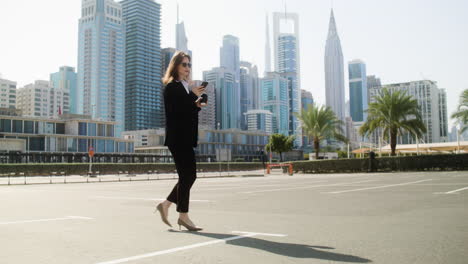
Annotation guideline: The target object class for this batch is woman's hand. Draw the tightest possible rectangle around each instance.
[191,86,205,97]
[195,101,207,108]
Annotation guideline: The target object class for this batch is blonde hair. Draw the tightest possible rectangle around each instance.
[162,51,191,85]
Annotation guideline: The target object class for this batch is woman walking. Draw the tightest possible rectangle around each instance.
[155,51,206,231]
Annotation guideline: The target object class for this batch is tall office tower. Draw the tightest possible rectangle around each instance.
[367,75,382,91]
[324,9,345,122]
[264,14,272,76]
[301,89,313,110]
[50,66,77,114]
[203,67,237,130]
[175,6,192,72]
[260,72,289,136]
[240,61,259,129]
[438,88,448,142]
[122,0,162,131]
[17,80,69,117]
[369,80,448,144]
[0,78,17,109]
[192,80,216,130]
[220,35,241,128]
[245,109,273,134]
[77,0,125,136]
[161,47,176,74]
[348,60,368,122]
[273,12,302,146]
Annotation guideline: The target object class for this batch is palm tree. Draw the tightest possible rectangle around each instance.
[359,88,426,156]
[294,104,347,159]
[265,134,295,162]
[451,89,468,133]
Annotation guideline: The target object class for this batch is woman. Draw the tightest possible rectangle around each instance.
[155,51,206,231]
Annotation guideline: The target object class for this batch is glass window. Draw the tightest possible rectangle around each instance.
[97,124,105,136]
[29,137,45,151]
[78,139,87,152]
[67,138,77,152]
[118,142,126,153]
[57,138,67,152]
[12,120,22,133]
[106,124,114,137]
[88,123,96,136]
[97,139,105,152]
[0,119,11,132]
[45,122,55,134]
[56,123,65,134]
[78,122,87,136]
[106,140,114,152]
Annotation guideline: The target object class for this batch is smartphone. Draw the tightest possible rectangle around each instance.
[201,81,208,88]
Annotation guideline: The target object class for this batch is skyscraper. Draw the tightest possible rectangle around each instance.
[264,14,272,76]
[260,72,289,136]
[301,89,313,111]
[122,0,162,131]
[348,60,368,122]
[245,109,273,134]
[161,47,176,74]
[273,12,302,146]
[324,9,345,122]
[203,67,237,130]
[220,35,241,128]
[50,66,77,114]
[240,61,259,129]
[77,0,125,136]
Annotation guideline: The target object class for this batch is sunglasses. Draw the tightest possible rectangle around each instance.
[181,62,192,68]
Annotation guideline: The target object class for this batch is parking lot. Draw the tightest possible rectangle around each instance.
[1,170,467,263]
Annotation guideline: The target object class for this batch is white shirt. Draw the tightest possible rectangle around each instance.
[180,80,190,94]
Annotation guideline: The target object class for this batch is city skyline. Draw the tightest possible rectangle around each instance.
[0,0,467,128]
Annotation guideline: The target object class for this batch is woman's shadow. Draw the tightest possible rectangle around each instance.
[168,230,371,263]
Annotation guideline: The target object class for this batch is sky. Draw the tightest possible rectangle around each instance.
[0,0,467,127]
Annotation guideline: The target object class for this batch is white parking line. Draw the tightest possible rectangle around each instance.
[91,196,211,202]
[239,180,375,194]
[326,179,433,194]
[444,186,468,194]
[0,216,93,225]
[95,231,287,264]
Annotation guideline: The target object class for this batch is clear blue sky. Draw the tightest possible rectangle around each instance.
[0,0,467,127]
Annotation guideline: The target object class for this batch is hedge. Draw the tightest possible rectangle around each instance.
[0,162,265,177]
[291,153,468,173]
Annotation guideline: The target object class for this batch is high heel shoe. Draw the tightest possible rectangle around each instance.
[177,218,203,231]
[155,203,172,227]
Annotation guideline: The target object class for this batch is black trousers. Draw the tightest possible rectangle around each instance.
[166,144,197,213]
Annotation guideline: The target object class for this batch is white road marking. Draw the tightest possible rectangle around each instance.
[91,196,211,202]
[0,216,93,225]
[240,180,375,194]
[95,231,287,264]
[326,179,433,194]
[444,186,468,194]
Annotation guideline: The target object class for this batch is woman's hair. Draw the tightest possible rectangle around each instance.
[162,51,191,85]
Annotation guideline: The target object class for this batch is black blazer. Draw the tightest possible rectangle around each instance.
[163,81,201,148]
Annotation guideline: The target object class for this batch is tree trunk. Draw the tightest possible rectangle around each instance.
[314,137,320,160]
[279,152,283,162]
[390,129,397,156]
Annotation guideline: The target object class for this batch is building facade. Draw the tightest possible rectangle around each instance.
[273,12,302,146]
[240,61,259,129]
[244,109,273,134]
[17,80,69,118]
[122,0,163,131]
[368,80,449,144]
[77,0,125,136]
[324,9,345,122]
[0,112,133,153]
[203,67,237,130]
[0,78,17,109]
[50,66,77,114]
[348,60,368,122]
[301,89,313,111]
[260,72,289,136]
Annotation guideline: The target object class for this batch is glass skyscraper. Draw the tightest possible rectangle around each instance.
[260,72,289,136]
[348,60,368,122]
[77,0,125,136]
[240,61,259,130]
[122,0,162,131]
[220,35,241,129]
[50,66,77,114]
[203,67,237,130]
[273,12,302,147]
